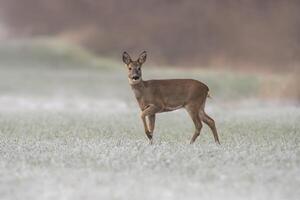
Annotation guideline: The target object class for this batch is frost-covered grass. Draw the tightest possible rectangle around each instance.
[0,40,299,200]
[0,105,299,200]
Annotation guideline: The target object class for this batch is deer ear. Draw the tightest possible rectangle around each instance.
[138,51,147,64]
[122,52,132,65]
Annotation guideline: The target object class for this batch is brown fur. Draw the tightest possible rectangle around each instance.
[122,51,220,144]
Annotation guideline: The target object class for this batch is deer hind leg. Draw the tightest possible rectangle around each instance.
[199,110,220,144]
[186,105,203,144]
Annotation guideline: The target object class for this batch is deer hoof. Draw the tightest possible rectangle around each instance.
[145,131,152,140]
[149,139,154,145]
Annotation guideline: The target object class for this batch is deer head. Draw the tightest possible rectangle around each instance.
[122,51,147,85]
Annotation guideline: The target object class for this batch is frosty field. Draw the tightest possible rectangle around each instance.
[1,103,300,200]
[0,41,299,200]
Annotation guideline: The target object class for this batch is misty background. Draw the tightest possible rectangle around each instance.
[0,2,300,200]
[0,0,299,70]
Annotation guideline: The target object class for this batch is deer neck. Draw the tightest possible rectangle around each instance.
[130,80,145,100]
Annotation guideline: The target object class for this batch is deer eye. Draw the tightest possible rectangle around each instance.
[137,67,141,70]
[129,67,132,70]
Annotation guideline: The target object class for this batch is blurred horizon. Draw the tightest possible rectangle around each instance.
[0,0,299,71]
[0,0,299,102]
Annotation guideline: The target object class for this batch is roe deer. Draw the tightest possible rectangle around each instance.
[122,51,220,144]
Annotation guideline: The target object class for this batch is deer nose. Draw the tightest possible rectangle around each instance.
[132,75,139,80]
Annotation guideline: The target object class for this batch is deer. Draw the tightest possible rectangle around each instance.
[122,51,220,145]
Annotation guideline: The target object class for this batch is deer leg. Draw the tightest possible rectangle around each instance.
[186,105,203,144]
[147,115,156,135]
[147,115,156,144]
[141,105,161,143]
[200,111,220,144]
[141,116,151,139]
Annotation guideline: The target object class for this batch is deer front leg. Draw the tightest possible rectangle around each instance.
[141,104,161,143]
[141,115,151,140]
[147,115,156,144]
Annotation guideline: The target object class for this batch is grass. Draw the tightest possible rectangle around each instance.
[0,39,299,200]
[0,106,299,200]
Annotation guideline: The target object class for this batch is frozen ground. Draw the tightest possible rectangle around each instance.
[0,42,299,200]
[0,102,299,200]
